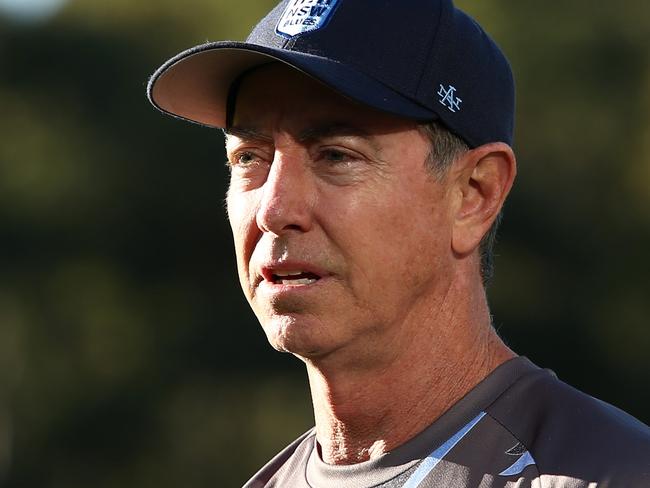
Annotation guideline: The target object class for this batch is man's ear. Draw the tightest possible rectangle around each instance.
[451,142,516,257]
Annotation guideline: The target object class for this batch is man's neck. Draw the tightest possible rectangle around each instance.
[303,278,515,465]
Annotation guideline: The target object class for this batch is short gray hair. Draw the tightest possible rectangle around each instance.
[418,121,502,285]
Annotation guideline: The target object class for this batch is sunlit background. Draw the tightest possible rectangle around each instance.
[0,1,648,486]
[0,0,67,22]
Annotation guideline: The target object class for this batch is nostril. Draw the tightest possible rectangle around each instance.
[255,196,314,235]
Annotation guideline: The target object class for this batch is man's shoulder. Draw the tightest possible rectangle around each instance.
[486,362,650,483]
[242,428,315,488]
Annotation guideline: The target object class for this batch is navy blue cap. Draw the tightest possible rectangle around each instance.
[147,0,514,148]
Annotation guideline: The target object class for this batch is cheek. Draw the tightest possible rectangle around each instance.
[226,192,259,271]
[343,180,451,288]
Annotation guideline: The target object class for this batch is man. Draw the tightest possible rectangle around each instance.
[148,0,650,486]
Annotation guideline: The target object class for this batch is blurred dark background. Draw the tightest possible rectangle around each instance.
[0,0,648,486]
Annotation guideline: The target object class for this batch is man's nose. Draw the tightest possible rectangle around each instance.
[255,151,315,235]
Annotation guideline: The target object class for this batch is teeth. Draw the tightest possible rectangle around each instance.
[279,277,317,286]
[269,269,321,285]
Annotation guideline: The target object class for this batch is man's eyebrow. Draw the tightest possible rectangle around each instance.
[296,123,386,157]
[224,123,382,151]
[223,126,272,142]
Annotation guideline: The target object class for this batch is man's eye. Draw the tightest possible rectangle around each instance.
[229,151,260,167]
[322,149,351,163]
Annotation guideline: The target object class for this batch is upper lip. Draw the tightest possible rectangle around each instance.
[258,261,330,285]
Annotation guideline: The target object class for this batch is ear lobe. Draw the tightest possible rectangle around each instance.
[451,143,516,257]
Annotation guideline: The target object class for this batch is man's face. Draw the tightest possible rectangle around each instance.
[225,64,457,368]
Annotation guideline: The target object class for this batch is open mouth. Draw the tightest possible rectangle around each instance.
[271,271,321,286]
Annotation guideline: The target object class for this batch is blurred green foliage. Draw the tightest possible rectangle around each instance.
[0,0,648,486]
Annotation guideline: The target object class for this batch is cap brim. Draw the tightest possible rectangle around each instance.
[147,41,438,128]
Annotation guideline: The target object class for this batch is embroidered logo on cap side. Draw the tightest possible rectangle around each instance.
[276,0,340,38]
[438,84,462,113]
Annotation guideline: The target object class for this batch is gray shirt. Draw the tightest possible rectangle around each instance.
[243,357,650,487]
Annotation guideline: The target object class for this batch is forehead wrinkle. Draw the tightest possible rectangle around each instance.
[224,102,298,145]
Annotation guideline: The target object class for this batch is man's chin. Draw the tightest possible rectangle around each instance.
[261,315,335,359]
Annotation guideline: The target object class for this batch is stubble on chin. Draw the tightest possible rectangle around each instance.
[256,298,329,357]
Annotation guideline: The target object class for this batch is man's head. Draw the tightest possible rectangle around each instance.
[223,63,514,366]
[147,0,517,364]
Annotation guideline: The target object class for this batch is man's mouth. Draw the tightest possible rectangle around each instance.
[271,271,321,286]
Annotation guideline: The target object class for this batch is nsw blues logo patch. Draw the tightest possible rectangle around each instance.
[276,0,340,38]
